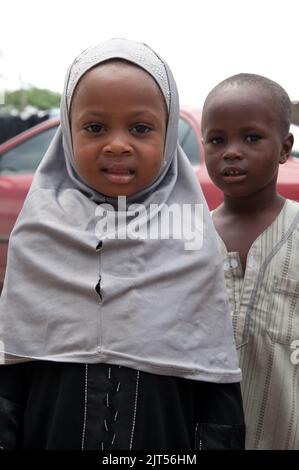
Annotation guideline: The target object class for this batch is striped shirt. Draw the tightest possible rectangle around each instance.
[217,199,299,449]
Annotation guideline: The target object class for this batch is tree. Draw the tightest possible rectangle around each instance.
[5,87,61,111]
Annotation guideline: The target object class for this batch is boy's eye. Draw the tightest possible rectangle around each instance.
[85,124,104,133]
[131,124,152,134]
[209,137,223,145]
[245,134,261,142]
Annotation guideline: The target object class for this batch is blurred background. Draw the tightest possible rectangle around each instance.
[1,0,299,142]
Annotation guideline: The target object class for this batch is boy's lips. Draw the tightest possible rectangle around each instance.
[221,166,247,183]
[101,165,135,185]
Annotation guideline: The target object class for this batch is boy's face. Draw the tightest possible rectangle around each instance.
[70,61,167,197]
[201,85,293,199]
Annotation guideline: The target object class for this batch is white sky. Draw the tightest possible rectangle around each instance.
[0,0,299,106]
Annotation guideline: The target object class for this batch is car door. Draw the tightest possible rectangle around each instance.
[0,125,58,290]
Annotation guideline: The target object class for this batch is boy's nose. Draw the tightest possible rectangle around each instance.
[223,146,242,160]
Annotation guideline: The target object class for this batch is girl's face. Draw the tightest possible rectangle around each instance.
[70,61,167,197]
[201,85,293,199]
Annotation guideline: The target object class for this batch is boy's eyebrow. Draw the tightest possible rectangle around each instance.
[238,125,265,132]
[204,125,266,134]
[204,128,225,134]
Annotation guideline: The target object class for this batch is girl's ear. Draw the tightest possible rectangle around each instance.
[279,132,294,164]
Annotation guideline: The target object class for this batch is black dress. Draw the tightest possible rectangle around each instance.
[0,361,245,450]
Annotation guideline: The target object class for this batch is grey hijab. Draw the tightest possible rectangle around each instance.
[0,39,241,382]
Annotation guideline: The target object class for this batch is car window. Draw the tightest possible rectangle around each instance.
[178,117,200,164]
[290,124,299,158]
[0,126,58,174]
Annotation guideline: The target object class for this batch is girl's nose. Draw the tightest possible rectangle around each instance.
[102,132,132,156]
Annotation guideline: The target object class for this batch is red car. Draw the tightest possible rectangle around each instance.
[1,109,299,290]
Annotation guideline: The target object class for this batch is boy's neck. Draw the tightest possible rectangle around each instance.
[223,190,285,217]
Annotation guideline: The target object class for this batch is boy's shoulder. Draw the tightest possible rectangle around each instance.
[286,198,299,208]
[277,200,299,248]
[285,198,299,218]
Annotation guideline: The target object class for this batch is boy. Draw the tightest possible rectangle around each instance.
[201,73,299,449]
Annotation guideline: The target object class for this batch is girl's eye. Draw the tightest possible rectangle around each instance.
[131,124,152,134]
[245,134,261,142]
[85,124,104,134]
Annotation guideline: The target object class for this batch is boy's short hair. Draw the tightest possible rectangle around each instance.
[203,73,292,136]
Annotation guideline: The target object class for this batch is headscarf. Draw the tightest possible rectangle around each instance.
[0,39,241,382]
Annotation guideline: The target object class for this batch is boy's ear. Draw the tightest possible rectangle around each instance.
[279,132,294,164]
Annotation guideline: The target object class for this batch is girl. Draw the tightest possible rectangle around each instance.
[0,39,244,450]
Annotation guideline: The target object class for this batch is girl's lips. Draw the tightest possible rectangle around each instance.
[102,168,135,185]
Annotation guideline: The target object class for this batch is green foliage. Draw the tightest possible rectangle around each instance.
[5,87,61,111]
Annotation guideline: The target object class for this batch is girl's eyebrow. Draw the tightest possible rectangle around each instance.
[127,109,162,119]
[77,110,107,119]
[77,109,162,120]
